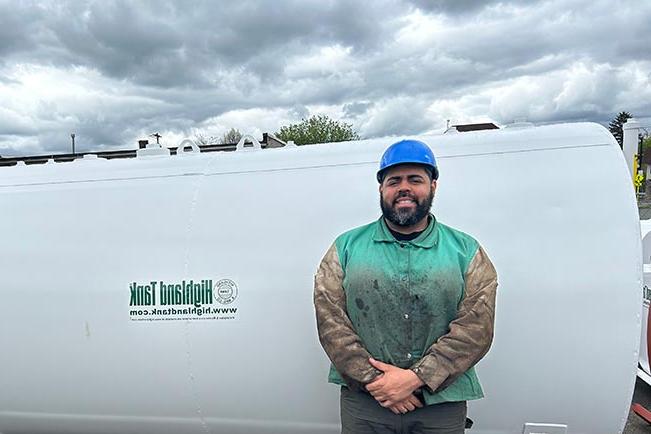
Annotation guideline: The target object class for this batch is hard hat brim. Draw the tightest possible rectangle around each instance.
[377,163,438,183]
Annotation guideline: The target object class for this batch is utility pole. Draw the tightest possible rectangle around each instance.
[150,133,162,145]
[70,133,76,154]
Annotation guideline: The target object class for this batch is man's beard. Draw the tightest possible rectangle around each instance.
[381,190,434,227]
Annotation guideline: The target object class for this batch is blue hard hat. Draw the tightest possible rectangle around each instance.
[376,139,438,183]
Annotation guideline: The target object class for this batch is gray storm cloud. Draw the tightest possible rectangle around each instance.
[0,0,649,155]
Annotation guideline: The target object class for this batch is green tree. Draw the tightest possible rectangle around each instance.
[195,128,242,145]
[641,134,651,163]
[644,136,651,151]
[608,111,632,149]
[221,128,242,144]
[194,133,218,146]
[276,114,360,145]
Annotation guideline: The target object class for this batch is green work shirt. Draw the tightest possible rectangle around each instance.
[328,216,484,404]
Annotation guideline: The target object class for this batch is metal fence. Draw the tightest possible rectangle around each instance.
[641,203,651,220]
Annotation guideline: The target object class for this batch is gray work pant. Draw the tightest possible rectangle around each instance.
[340,387,467,434]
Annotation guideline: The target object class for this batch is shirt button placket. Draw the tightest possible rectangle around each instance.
[405,244,413,360]
[401,245,409,353]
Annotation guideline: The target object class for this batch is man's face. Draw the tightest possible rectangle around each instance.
[379,164,437,228]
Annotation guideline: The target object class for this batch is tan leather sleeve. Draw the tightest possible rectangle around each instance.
[410,246,498,392]
[314,243,380,389]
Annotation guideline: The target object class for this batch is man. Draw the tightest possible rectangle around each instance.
[314,139,498,433]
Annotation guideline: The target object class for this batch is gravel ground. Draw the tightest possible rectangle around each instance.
[624,378,651,433]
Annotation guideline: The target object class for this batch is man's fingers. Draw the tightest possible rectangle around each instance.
[398,403,412,414]
[365,372,385,392]
[367,388,382,399]
[407,394,424,408]
[375,393,423,414]
[387,403,407,414]
[371,392,387,402]
[381,395,421,415]
[379,395,389,402]
[365,380,382,392]
[369,357,391,371]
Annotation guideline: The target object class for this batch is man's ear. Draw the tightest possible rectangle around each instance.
[431,179,437,193]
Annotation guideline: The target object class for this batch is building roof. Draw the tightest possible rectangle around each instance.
[0,133,288,167]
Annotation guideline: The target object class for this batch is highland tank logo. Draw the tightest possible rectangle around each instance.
[215,279,238,304]
[128,278,239,322]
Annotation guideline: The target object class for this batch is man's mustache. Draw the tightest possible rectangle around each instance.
[393,192,417,204]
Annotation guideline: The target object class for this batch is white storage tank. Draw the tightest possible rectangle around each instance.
[0,122,642,434]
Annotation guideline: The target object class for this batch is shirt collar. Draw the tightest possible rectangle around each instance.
[372,214,439,248]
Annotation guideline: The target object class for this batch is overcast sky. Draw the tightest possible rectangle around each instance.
[0,0,650,156]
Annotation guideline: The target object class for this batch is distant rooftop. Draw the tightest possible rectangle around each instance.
[0,133,287,167]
